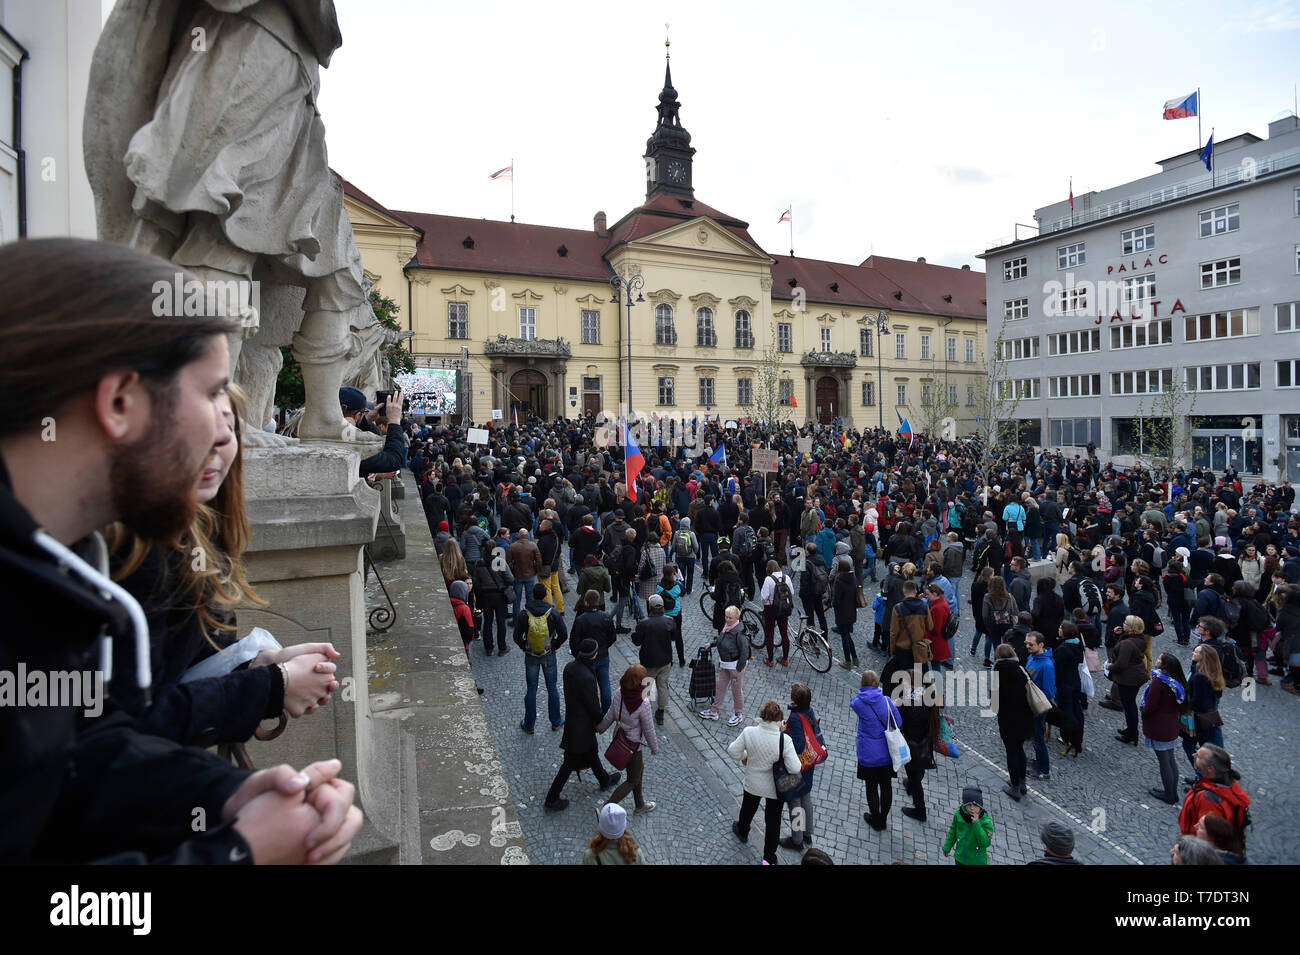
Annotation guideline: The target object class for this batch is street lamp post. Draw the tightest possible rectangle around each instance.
[610,273,645,419]
[873,309,890,431]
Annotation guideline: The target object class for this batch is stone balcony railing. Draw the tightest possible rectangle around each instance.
[483,335,572,357]
[800,350,858,368]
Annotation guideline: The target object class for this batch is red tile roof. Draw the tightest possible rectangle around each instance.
[391,210,613,283]
[859,255,987,319]
[604,193,760,251]
[335,171,422,233]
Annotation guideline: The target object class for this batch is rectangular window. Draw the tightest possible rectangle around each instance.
[997,336,1040,361]
[921,383,932,406]
[966,384,975,406]
[821,327,833,353]
[1056,286,1089,314]
[580,309,600,345]
[946,337,957,362]
[698,377,715,406]
[657,376,675,405]
[1184,363,1261,392]
[920,334,931,360]
[1121,224,1155,254]
[1295,185,1300,216]
[737,378,753,405]
[735,310,754,349]
[1184,308,1259,342]
[862,381,875,406]
[1277,360,1300,388]
[1110,319,1173,349]
[965,339,975,363]
[1056,242,1085,269]
[1200,258,1241,289]
[1048,329,1101,356]
[518,306,537,340]
[860,328,873,357]
[999,378,1040,400]
[895,332,906,359]
[1199,203,1240,237]
[655,305,677,345]
[1113,417,1172,456]
[1110,368,1173,395]
[779,379,794,404]
[1278,302,1300,333]
[1123,273,1156,304]
[1004,298,1029,321]
[1003,256,1028,281]
[1049,374,1102,398]
[582,376,601,392]
[897,384,907,406]
[696,307,716,347]
[1295,243,1299,275]
[1049,417,1102,447]
[778,322,792,353]
[948,384,959,405]
[448,301,469,339]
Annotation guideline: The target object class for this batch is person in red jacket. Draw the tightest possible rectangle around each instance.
[923,584,953,668]
[1178,743,1252,836]
[450,580,478,651]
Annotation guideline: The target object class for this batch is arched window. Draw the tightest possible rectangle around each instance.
[696,307,716,346]
[655,304,676,345]
[735,309,753,349]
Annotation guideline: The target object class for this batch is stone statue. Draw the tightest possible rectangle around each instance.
[83,0,373,445]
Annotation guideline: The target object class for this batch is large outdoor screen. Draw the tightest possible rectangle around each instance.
[397,368,458,415]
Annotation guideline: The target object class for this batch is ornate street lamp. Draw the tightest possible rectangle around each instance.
[873,309,890,431]
[610,273,645,416]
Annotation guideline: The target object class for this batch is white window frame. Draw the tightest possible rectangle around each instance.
[655,304,677,345]
[657,376,675,405]
[1048,329,1101,356]
[862,381,875,406]
[820,327,832,353]
[1184,308,1259,343]
[948,383,959,405]
[1111,368,1173,396]
[1057,286,1089,314]
[1277,301,1300,333]
[966,384,975,406]
[518,306,537,340]
[895,332,906,359]
[1200,257,1241,289]
[896,384,907,406]
[1123,273,1156,304]
[735,309,754,349]
[696,307,716,347]
[1184,363,1261,392]
[778,322,793,353]
[997,336,1040,361]
[965,339,975,363]
[1056,242,1085,269]
[921,383,932,406]
[779,379,795,404]
[860,328,873,357]
[448,301,469,339]
[580,308,600,345]
[1121,224,1155,255]
[1049,373,1102,398]
[1003,256,1028,281]
[946,336,957,362]
[920,333,931,360]
[1276,359,1300,389]
[1004,298,1029,321]
[1199,202,1239,238]
[1000,378,1040,400]
[736,377,753,405]
[1111,320,1173,349]
[698,377,715,406]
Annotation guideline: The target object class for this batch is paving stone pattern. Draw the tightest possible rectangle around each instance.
[415,526,1294,865]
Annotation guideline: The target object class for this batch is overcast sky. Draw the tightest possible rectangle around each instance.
[318,0,1300,271]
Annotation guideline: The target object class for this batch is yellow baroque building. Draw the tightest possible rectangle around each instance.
[338,61,988,433]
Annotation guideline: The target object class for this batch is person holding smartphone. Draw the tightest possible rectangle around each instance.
[339,385,408,477]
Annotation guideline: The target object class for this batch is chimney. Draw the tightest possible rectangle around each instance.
[593,211,608,237]
[916,256,926,264]
[961,264,970,270]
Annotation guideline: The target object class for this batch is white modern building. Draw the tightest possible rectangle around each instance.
[980,113,1300,483]
[0,0,109,244]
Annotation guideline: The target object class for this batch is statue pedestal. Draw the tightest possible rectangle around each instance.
[371,475,407,562]
[237,445,396,858]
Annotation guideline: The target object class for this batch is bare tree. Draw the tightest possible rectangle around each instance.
[754,323,792,429]
[1129,374,1201,477]
[916,375,960,442]
[971,321,1024,503]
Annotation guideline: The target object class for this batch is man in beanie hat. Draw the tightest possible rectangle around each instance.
[544,638,620,811]
[941,786,994,865]
[1028,822,1081,865]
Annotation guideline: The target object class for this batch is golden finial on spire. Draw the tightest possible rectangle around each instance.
[665,23,670,58]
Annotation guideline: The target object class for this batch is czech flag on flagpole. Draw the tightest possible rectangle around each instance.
[625,431,645,502]
[489,164,513,179]
[1162,91,1198,120]
[709,444,726,467]
[778,207,791,223]
[896,410,914,448]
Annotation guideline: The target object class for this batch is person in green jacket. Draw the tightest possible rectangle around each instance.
[582,803,646,865]
[942,786,994,865]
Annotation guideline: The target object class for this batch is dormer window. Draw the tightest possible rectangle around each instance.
[557,244,568,257]
[893,291,903,300]
[942,294,952,303]
[462,235,475,250]
[830,283,839,293]
[788,278,798,288]
[678,199,694,210]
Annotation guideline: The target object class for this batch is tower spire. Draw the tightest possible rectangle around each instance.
[644,32,695,199]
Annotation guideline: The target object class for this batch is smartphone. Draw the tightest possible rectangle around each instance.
[375,389,393,410]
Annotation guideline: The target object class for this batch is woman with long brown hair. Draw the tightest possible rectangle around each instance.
[108,386,341,745]
[582,803,645,865]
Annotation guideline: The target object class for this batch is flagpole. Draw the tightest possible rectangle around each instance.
[510,156,515,223]
[789,204,793,257]
[1197,89,1201,155]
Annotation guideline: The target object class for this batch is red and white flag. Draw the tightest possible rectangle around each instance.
[489,164,513,180]
[778,207,791,223]
[1068,178,1074,210]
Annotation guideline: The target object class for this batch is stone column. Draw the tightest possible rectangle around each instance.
[803,373,814,425]
[840,372,854,429]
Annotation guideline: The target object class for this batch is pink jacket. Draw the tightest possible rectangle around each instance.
[597,692,659,754]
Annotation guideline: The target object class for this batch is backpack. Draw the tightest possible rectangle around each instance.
[989,602,1015,632]
[941,608,960,642]
[808,561,829,597]
[1220,596,1241,629]
[772,574,794,618]
[735,527,754,558]
[1079,578,1103,616]
[675,529,693,557]
[1151,543,1167,570]
[526,611,550,654]
[656,584,677,615]
[1216,639,1245,689]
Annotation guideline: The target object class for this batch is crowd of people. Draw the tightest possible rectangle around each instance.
[411,397,1296,865]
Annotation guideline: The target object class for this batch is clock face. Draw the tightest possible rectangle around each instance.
[666,160,686,183]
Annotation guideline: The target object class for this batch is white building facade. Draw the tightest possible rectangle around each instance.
[980,113,1300,483]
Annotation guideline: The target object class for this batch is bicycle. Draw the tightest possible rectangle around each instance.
[792,611,834,673]
[699,588,765,649]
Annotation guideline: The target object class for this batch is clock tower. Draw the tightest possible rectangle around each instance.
[644,44,695,200]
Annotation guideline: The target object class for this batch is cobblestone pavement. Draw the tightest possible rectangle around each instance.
[435,534,1295,865]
